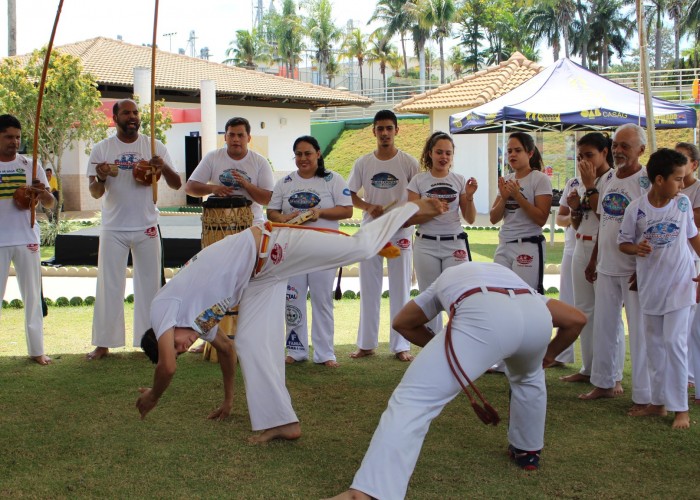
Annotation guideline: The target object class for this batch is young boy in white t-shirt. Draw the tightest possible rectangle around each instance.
[618,148,700,429]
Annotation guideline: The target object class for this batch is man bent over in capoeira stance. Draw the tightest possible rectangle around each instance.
[135,198,445,443]
[330,262,585,499]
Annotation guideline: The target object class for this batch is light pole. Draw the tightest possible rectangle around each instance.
[162,32,177,52]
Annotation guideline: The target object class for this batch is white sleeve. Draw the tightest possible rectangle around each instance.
[617,201,638,245]
[559,179,574,209]
[255,155,275,191]
[406,174,420,194]
[347,160,363,193]
[87,141,104,177]
[330,172,352,206]
[188,152,214,184]
[156,140,174,170]
[268,178,286,211]
[534,172,553,196]
[413,281,442,321]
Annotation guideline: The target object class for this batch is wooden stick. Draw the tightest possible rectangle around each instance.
[30,0,64,227]
[150,0,159,204]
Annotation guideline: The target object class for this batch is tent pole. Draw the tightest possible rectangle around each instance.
[501,122,506,177]
[637,0,657,151]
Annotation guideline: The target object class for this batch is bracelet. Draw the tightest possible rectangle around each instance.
[570,209,583,218]
[584,187,598,196]
[95,176,106,183]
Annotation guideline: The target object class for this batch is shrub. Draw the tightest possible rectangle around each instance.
[9,298,23,308]
[125,294,135,303]
[410,288,420,297]
[84,296,96,306]
[1,300,7,308]
[55,297,70,307]
[342,290,356,299]
[44,298,54,307]
[381,290,390,298]
[69,297,84,306]
[546,286,559,295]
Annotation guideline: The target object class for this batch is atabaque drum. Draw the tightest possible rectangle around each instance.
[200,195,253,249]
[132,160,162,186]
[200,195,253,362]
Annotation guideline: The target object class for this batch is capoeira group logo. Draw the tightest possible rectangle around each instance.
[116,153,139,171]
[219,168,251,189]
[643,222,681,248]
[285,305,303,327]
[426,185,458,204]
[517,254,534,266]
[144,226,158,238]
[286,330,304,351]
[453,249,468,261]
[602,192,630,221]
[271,243,284,264]
[370,172,399,189]
[396,238,411,250]
[288,191,321,210]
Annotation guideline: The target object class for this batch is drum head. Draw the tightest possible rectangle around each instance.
[202,195,252,208]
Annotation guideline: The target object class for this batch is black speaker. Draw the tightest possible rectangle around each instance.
[185,135,202,205]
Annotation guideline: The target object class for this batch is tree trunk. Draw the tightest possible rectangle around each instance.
[654,10,662,70]
[418,44,426,91]
[439,38,445,83]
[576,6,588,68]
[7,0,16,56]
[400,34,408,77]
[358,59,364,92]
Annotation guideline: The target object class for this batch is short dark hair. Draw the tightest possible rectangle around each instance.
[293,135,327,178]
[647,148,688,182]
[508,132,544,171]
[225,117,251,135]
[0,114,22,133]
[112,99,137,116]
[141,328,159,364]
[373,109,398,128]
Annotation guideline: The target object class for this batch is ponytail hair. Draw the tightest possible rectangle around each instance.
[676,142,700,163]
[420,131,455,171]
[577,132,613,167]
[508,132,543,170]
[293,135,327,178]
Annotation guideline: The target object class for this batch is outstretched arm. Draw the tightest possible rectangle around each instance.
[208,329,237,421]
[393,301,435,348]
[542,299,586,368]
[136,330,177,419]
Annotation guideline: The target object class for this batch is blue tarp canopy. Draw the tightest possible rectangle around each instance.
[450,58,697,134]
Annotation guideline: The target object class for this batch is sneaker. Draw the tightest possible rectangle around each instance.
[508,444,540,471]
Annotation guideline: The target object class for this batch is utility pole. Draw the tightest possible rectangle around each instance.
[162,32,177,52]
[8,0,17,56]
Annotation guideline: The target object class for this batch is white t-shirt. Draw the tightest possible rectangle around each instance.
[268,170,352,230]
[414,262,538,320]
[618,194,697,315]
[188,148,274,223]
[151,229,258,341]
[0,155,49,247]
[681,179,700,261]
[407,171,466,235]
[87,135,172,231]
[498,170,552,242]
[596,168,650,276]
[348,150,419,224]
[558,177,578,255]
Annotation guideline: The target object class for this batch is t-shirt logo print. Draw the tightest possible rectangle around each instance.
[426,186,458,203]
[289,191,320,210]
[271,243,284,264]
[219,169,251,189]
[371,172,399,189]
[644,222,681,248]
[116,153,138,171]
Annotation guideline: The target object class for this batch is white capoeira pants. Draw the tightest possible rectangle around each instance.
[413,235,469,335]
[493,239,545,293]
[236,204,420,431]
[285,268,336,363]
[356,228,413,354]
[92,228,161,348]
[645,308,690,412]
[571,240,625,377]
[590,273,650,404]
[689,307,700,398]
[350,291,552,500]
[0,244,45,357]
[555,250,575,364]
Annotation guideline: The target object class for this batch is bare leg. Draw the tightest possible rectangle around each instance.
[248,422,301,444]
[672,411,690,429]
[578,386,618,400]
[560,373,590,383]
[31,355,52,365]
[627,403,663,417]
[86,347,109,360]
[350,349,375,359]
[325,490,372,500]
[395,351,414,362]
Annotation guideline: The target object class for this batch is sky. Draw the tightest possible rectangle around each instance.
[0,0,384,62]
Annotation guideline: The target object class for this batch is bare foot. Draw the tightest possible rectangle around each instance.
[578,386,617,400]
[31,354,52,365]
[395,351,414,362]
[560,373,590,383]
[350,349,375,359]
[285,356,296,365]
[672,411,690,429]
[322,360,339,368]
[613,381,624,396]
[248,422,301,444]
[628,404,665,417]
[189,343,205,354]
[325,489,372,500]
[86,347,109,360]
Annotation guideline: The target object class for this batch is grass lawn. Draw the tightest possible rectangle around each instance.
[1,300,698,498]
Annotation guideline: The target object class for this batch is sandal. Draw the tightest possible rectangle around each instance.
[508,444,540,471]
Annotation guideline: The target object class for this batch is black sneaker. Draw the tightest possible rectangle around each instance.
[507,444,540,471]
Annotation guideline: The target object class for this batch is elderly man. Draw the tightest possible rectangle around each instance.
[87,99,182,360]
[580,123,652,415]
[136,198,446,444]
[0,114,55,365]
[330,262,585,499]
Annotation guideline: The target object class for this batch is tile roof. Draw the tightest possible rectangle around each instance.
[11,37,372,110]
[394,52,545,114]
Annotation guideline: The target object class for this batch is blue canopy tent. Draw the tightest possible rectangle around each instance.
[449,58,697,134]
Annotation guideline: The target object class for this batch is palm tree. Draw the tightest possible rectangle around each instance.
[406,0,432,90]
[326,55,340,87]
[448,45,465,79]
[304,0,342,86]
[644,0,669,70]
[524,0,576,61]
[341,28,368,91]
[369,0,412,77]
[587,0,633,73]
[572,0,590,68]
[271,0,305,78]
[456,0,488,71]
[422,0,456,83]
[367,29,395,89]
[223,29,270,69]
[667,0,685,69]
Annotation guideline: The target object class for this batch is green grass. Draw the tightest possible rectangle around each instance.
[1,301,698,498]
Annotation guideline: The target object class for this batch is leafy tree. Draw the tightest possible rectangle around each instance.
[268,0,305,78]
[448,45,466,78]
[303,0,342,86]
[367,29,395,88]
[133,95,173,145]
[0,48,108,223]
[422,0,457,83]
[341,28,368,91]
[644,0,670,70]
[370,0,413,77]
[223,29,271,69]
[586,0,632,73]
[524,0,576,61]
[325,54,340,87]
[456,0,490,71]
